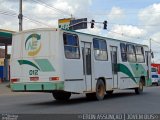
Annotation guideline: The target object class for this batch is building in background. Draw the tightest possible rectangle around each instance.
[151,63,160,74]
[0,29,14,82]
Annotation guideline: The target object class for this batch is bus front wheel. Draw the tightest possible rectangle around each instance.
[52,91,71,101]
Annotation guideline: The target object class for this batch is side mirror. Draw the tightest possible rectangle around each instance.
[151,52,154,58]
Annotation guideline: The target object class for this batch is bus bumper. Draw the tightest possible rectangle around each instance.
[10,82,64,92]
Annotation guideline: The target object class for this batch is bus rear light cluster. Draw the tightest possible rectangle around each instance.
[49,77,59,81]
[11,78,20,83]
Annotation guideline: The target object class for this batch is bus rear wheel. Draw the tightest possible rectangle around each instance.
[135,80,143,94]
[96,79,105,100]
[52,91,71,101]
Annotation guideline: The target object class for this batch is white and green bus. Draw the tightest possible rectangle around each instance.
[10,28,152,100]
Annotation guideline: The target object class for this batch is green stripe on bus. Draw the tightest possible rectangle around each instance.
[130,63,147,77]
[34,59,55,72]
[118,63,136,83]
[18,60,40,70]
[18,59,55,72]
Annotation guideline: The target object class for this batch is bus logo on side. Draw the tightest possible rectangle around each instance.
[25,33,41,56]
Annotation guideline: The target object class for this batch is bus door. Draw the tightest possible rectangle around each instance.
[81,42,92,91]
[110,46,118,88]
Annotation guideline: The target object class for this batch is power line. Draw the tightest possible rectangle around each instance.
[31,0,71,17]
[38,0,71,15]
[0,10,158,39]
[0,9,52,27]
[1,10,147,42]
[23,16,52,27]
[0,8,159,42]
[0,9,17,16]
[0,11,17,17]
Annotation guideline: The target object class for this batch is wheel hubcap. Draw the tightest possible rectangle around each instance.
[98,85,104,97]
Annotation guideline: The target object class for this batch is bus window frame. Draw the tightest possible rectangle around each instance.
[93,38,108,61]
[63,32,80,59]
[135,46,145,63]
[120,43,127,62]
[127,44,137,63]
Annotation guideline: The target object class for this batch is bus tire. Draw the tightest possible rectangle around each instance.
[135,80,143,94]
[106,90,113,95]
[52,91,71,101]
[96,79,105,100]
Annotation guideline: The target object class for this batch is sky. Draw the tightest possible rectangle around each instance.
[0,0,160,62]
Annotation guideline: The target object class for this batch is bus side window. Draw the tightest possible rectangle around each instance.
[135,46,145,63]
[120,43,127,62]
[127,44,136,63]
[63,33,80,59]
[93,38,108,61]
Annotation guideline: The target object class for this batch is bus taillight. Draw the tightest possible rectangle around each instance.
[49,77,59,81]
[11,78,20,83]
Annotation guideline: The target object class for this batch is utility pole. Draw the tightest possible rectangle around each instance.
[18,0,23,31]
[150,38,152,53]
[150,38,154,63]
